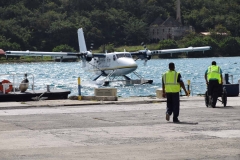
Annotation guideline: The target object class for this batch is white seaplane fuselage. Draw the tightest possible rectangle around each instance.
[88,52,137,76]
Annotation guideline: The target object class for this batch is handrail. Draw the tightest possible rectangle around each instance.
[0,73,35,94]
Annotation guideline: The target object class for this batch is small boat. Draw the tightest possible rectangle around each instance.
[0,73,71,102]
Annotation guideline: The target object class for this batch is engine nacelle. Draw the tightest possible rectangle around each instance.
[147,55,151,60]
[86,56,92,62]
[146,50,152,60]
[85,51,93,62]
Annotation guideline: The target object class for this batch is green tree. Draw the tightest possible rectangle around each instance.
[52,44,76,52]
[1,0,240,57]
[99,43,115,53]
[220,37,240,56]
[208,24,231,42]
[123,17,148,45]
[157,39,179,58]
[0,36,21,50]
[157,39,178,49]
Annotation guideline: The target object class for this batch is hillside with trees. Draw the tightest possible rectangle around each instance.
[0,0,240,57]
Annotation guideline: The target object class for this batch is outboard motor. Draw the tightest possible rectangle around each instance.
[19,73,29,92]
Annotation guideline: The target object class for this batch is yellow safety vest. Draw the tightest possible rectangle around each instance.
[207,65,221,83]
[163,70,180,93]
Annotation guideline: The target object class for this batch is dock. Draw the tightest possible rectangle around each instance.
[0,96,239,159]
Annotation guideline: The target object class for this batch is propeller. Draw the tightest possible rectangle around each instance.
[140,42,152,65]
[80,42,94,67]
[79,51,93,67]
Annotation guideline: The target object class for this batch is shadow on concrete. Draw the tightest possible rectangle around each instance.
[215,106,234,109]
[170,121,198,125]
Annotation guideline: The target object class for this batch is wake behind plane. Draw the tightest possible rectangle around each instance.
[5,28,211,86]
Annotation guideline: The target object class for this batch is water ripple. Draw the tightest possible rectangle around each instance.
[0,57,240,97]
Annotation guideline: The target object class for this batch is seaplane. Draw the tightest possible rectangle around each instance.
[5,28,211,86]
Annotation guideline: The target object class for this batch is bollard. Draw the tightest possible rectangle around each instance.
[187,80,191,95]
[3,84,6,94]
[238,79,240,93]
[47,85,50,92]
[78,77,81,100]
[156,88,163,99]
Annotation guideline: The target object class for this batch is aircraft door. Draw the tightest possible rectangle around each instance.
[98,58,110,68]
[106,57,110,67]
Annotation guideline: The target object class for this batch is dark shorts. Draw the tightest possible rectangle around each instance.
[208,80,222,96]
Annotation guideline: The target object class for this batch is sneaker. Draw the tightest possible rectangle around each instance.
[166,113,170,121]
[173,119,180,123]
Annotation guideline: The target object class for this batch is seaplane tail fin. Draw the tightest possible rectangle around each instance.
[78,28,87,53]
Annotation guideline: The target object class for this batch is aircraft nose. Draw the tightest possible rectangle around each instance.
[118,58,138,70]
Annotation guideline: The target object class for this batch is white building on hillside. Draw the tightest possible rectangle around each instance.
[149,0,194,42]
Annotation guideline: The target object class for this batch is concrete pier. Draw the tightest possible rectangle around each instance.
[0,96,239,160]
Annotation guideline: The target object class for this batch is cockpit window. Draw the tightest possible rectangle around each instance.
[116,53,132,58]
[125,53,131,57]
[116,54,124,58]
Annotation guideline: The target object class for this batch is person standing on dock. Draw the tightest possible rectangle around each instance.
[162,62,189,123]
[204,61,223,107]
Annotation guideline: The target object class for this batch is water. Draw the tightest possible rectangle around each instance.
[0,57,239,97]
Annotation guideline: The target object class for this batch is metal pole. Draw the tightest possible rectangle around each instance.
[187,80,190,96]
[78,77,81,100]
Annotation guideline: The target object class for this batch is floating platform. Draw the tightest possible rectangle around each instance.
[0,89,71,102]
[103,79,153,86]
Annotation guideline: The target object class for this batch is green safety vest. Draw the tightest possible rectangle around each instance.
[163,70,180,93]
[207,65,221,83]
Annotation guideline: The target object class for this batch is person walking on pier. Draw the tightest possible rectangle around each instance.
[162,62,189,123]
[204,61,223,107]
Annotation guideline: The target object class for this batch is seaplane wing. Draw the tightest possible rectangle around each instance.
[130,46,211,56]
[130,45,211,61]
[154,46,211,54]
[5,28,105,61]
[5,50,79,57]
[5,50,106,57]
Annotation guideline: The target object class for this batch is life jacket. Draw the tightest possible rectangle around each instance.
[163,70,180,93]
[207,65,221,83]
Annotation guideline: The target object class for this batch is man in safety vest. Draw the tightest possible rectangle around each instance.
[204,61,223,107]
[162,62,189,123]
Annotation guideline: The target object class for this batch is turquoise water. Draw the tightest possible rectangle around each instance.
[0,57,240,97]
